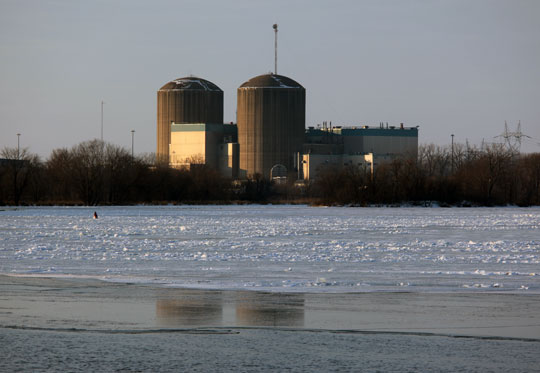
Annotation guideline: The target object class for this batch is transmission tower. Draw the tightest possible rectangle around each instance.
[495,121,531,154]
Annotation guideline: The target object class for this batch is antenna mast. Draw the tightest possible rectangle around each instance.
[273,24,278,74]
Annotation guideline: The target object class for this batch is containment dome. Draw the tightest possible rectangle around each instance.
[159,77,223,91]
[237,73,306,179]
[239,74,304,89]
[157,77,224,162]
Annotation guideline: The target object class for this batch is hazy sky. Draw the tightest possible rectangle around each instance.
[1,0,539,158]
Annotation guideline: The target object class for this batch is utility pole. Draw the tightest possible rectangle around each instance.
[273,24,278,74]
[131,130,135,159]
[17,133,21,160]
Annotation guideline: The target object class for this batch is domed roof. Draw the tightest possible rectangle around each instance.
[239,74,304,89]
[159,77,222,91]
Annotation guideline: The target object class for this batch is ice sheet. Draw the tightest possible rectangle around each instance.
[1,205,539,293]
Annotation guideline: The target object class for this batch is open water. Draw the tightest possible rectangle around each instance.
[2,327,539,372]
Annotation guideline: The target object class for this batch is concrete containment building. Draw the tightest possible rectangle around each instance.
[157,77,224,162]
[237,74,305,178]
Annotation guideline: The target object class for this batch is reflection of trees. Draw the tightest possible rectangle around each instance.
[235,292,304,327]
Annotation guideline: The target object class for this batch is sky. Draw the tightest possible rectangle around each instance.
[1,0,539,159]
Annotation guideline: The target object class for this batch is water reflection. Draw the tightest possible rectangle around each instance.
[235,292,305,327]
[156,292,223,327]
[155,291,305,327]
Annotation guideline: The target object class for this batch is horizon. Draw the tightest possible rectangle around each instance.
[1,0,539,159]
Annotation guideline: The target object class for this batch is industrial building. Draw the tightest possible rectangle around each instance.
[304,123,418,157]
[157,74,418,181]
[301,123,418,180]
[302,153,395,180]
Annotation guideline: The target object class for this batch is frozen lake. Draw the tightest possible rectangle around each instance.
[1,205,539,293]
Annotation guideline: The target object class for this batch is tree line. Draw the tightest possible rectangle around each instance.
[0,140,232,205]
[312,143,540,206]
[1,139,539,206]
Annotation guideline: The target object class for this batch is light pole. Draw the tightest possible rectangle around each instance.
[273,24,278,74]
[131,130,135,159]
[17,133,21,160]
[451,134,455,172]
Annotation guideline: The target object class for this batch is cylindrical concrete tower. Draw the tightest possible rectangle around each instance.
[237,73,305,178]
[157,77,223,162]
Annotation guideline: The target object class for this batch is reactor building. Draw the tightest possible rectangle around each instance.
[237,73,305,179]
[157,77,224,163]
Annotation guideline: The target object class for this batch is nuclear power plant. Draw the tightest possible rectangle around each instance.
[157,73,418,181]
[157,27,418,181]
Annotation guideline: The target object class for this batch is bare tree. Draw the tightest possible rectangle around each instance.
[458,143,513,204]
[69,140,106,205]
[46,148,75,202]
[103,143,134,203]
[516,153,540,205]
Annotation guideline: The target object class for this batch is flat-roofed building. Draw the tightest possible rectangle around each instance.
[302,153,396,180]
[305,124,418,158]
[302,124,418,180]
[169,122,238,178]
